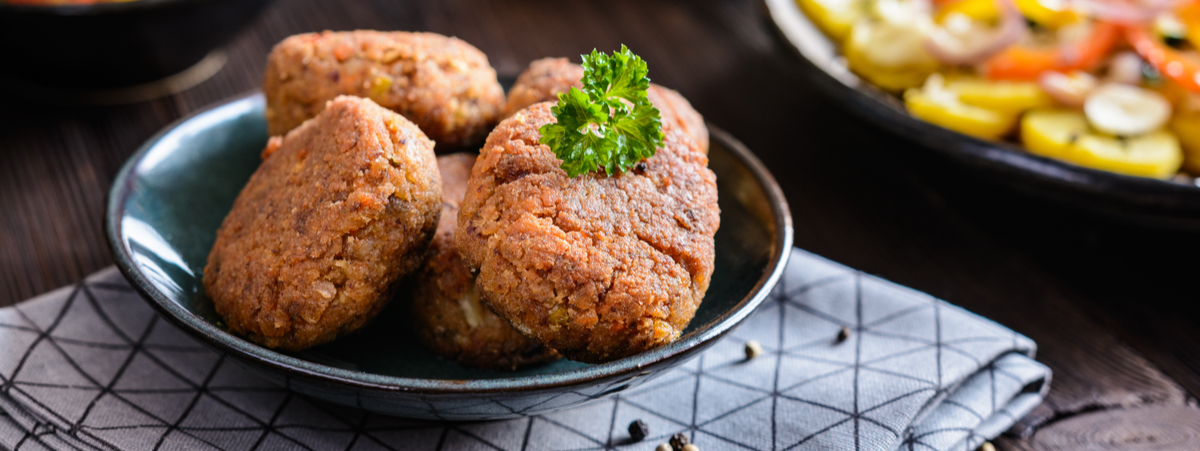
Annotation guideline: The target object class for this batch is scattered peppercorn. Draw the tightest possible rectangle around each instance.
[744,340,762,359]
[836,326,851,343]
[628,419,649,442]
[682,445,699,451]
[669,432,690,451]
[635,162,648,173]
[656,444,672,451]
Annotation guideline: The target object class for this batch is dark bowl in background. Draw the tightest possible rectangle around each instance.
[762,0,1200,230]
[0,0,273,90]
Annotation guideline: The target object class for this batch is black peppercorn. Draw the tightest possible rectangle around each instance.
[744,340,763,359]
[836,326,851,343]
[669,432,690,451]
[628,420,649,442]
[635,162,648,173]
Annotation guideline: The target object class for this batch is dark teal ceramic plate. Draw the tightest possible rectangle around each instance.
[106,92,793,420]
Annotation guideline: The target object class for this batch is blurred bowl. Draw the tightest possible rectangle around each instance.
[0,0,272,97]
[762,0,1200,230]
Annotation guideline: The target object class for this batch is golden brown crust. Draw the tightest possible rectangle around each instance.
[501,58,709,153]
[456,102,719,363]
[502,58,585,119]
[203,96,441,351]
[264,30,505,149]
[412,153,560,370]
[646,84,709,154]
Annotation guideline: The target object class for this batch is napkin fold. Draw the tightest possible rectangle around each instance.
[0,248,1049,451]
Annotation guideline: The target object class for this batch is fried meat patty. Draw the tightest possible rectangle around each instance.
[412,153,560,370]
[264,30,505,149]
[204,96,441,351]
[456,102,720,362]
[646,85,709,154]
[501,57,710,153]
[501,58,584,119]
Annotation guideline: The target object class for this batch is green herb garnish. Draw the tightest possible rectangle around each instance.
[538,45,665,177]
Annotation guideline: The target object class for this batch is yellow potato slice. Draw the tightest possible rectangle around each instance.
[1170,111,1200,174]
[1021,109,1183,178]
[844,13,939,92]
[1015,0,1079,28]
[946,78,1054,113]
[934,0,1077,28]
[1021,109,1087,160]
[905,88,1018,139]
[796,0,866,42]
[935,0,998,23]
[1073,131,1182,179]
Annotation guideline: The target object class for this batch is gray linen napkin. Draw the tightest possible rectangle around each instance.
[0,248,1049,451]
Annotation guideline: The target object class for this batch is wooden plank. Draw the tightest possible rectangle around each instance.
[1017,406,1200,450]
[0,2,1195,450]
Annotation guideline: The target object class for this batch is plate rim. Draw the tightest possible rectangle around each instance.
[761,0,1200,216]
[105,91,795,395]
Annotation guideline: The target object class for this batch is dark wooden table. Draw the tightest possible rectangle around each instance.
[4,0,1200,448]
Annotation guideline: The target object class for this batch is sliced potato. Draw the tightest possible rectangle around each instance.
[1171,109,1200,174]
[905,77,1019,140]
[945,77,1054,113]
[796,0,866,42]
[1021,109,1087,159]
[844,7,939,92]
[934,0,1077,27]
[1015,0,1079,28]
[1073,131,1182,179]
[935,0,998,24]
[1021,109,1183,178]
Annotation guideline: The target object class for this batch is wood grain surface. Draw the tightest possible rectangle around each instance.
[2,0,1198,449]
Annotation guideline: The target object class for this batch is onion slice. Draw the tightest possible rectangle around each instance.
[923,0,1029,66]
[1106,51,1146,85]
[1069,0,1174,24]
[1039,70,1097,106]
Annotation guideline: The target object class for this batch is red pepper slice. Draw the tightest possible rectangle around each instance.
[1125,26,1200,93]
[1177,0,1200,24]
[982,21,1121,80]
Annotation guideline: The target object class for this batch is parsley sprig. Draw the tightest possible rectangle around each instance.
[538,45,665,177]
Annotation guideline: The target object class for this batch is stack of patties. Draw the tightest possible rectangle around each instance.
[203,31,719,369]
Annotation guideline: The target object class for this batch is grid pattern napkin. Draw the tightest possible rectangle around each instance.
[0,248,1049,451]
